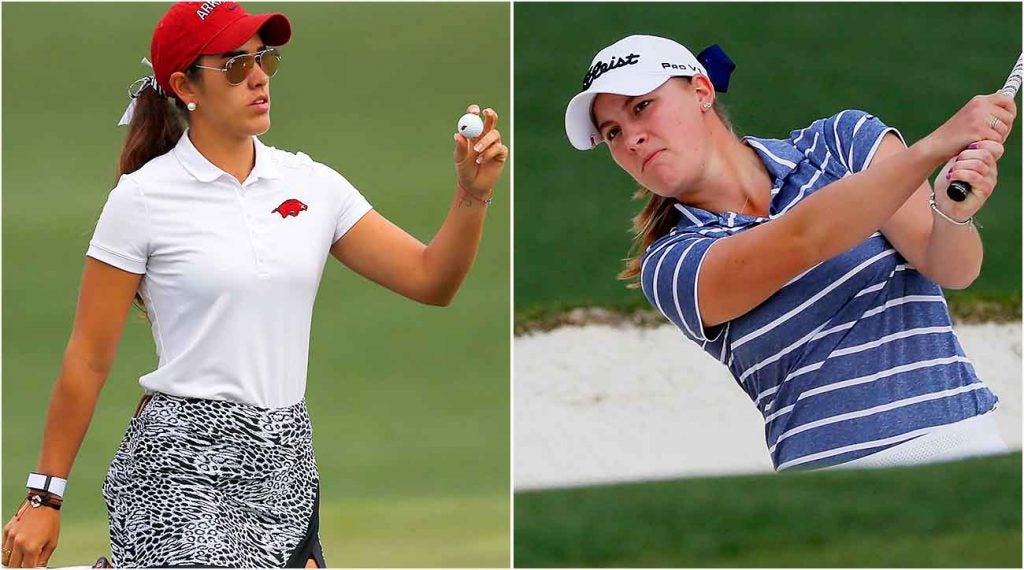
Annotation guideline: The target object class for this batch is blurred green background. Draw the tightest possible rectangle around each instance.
[3,3,509,567]
[514,2,1022,323]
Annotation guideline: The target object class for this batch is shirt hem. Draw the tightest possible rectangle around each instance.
[86,244,146,274]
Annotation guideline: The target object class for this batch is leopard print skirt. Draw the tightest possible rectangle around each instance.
[102,392,321,568]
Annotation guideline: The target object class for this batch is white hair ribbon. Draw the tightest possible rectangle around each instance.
[117,58,168,126]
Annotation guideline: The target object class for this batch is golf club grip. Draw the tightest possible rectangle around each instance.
[947,181,970,202]
[946,54,1022,202]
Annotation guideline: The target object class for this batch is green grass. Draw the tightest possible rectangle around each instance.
[514,2,1022,318]
[2,3,509,566]
[515,452,1022,568]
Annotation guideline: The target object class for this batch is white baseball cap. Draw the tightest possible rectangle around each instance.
[565,35,709,151]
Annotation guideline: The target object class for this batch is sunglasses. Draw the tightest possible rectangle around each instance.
[194,47,282,85]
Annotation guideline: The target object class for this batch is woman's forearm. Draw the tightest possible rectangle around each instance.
[922,209,983,289]
[33,356,108,479]
[419,186,490,305]
[415,106,504,306]
[792,140,946,266]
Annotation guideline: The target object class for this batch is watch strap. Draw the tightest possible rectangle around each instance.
[26,472,67,497]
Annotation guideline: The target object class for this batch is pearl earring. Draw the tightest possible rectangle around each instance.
[187,101,197,112]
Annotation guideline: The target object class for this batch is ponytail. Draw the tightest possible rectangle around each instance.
[618,189,681,287]
[114,67,197,315]
[117,88,187,178]
[116,64,200,178]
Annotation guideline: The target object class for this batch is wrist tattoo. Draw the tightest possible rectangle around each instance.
[456,184,492,208]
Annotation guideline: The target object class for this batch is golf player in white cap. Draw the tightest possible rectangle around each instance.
[2,2,507,568]
[566,34,1015,471]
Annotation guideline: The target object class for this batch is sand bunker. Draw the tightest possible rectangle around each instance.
[514,322,1021,490]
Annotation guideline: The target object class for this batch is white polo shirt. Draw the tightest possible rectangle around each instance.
[87,131,372,409]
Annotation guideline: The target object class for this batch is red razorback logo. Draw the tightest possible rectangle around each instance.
[272,199,308,218]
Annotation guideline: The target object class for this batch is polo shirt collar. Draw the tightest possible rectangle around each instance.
[672,202,719,228]
[250,136,282,181]
[174,130,281,183]
[673,135,803,229]
[741,135,804,184]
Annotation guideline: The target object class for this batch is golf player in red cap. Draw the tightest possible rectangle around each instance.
[2,2,507,567]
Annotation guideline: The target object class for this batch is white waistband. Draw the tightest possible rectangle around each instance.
[829,412,1008,471]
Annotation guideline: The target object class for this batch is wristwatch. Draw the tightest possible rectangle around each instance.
[26,472,67,497]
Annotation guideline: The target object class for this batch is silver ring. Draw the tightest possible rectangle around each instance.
[989,115,1001,129]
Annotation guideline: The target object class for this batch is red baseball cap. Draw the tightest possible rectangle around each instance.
[151,2,291,94]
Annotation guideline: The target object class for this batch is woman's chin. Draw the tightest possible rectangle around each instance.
[644,181,682,200]
[252,116,271,136]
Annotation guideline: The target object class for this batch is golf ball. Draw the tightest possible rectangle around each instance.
[457,113,484,139]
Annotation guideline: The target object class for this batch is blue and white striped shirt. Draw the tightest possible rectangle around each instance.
[640,109,998,471]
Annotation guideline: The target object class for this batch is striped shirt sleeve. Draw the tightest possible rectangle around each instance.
[818,110,906,174]
[640,232,724,343]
